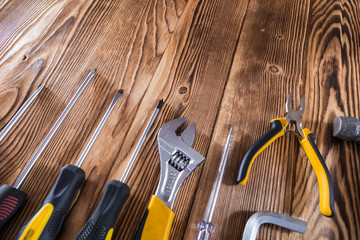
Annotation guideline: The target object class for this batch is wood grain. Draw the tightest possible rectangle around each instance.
[0,0,359,239]
[298,0,360,239]
[185,0,311,239]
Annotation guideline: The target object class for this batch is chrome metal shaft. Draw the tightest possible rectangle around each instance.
[0,84,45,142]
[75,89,123,167]
[13,70,96,189]
[120,100,163,182]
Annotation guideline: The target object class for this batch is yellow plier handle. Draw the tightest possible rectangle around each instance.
[237,117,288,185]
[299,128,334,217]
[236,117,334,217]
[135,195,174,240]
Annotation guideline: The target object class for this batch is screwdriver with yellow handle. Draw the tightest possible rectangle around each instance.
[15,89,124,240]
[236,93,334,217]
[0,70,95,231]
[74,99,163,240]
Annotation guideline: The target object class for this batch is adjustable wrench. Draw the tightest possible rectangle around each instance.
[135,117,205,240]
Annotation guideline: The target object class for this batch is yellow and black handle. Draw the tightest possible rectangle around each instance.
[75,180,130,240]
[134,195,174,240]
[299,128,334,217]
[0,185,26,231]
[16,164,85,240]
[237,118,288,185]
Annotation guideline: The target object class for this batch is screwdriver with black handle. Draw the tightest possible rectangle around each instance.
[0,70,96,231]
[15,89,124,240]
[75,99,163,240]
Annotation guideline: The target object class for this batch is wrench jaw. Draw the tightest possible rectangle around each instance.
[155,145,205,209]
[155,118,205,209]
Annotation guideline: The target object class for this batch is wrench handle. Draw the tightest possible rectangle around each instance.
[134,195,174,240]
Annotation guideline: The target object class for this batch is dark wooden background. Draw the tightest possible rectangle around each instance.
[0,0,359,239]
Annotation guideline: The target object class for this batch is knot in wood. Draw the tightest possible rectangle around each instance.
[269,65,279,73]
[276,34,284,40]
[179,87,188,94]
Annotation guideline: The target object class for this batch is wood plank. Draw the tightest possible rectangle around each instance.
[0,0,359,239]
[0,0,189,238]
[63,0,251,238]
[297,0,360,238]
[185,0,311,239]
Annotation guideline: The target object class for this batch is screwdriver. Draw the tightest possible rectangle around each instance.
[75,99,163,240]
[0,70,96,231]
[16,89,124,240]
[0,84,45,142]
[196,125,235,240]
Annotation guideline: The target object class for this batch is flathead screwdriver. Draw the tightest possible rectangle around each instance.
[16,89,124,240]
[75,99,163,240]
[0,84,45,143]
[196,125,235,240]
[0,70,96,231]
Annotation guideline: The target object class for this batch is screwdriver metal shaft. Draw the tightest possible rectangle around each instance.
[16,89,124,240]
[0,84,45,142]
[196,125,235,240]
[75,99,163,240]
[13,70,96,189]
[120,99,163,182]
[76,89,123,167]
[0,70,96,232]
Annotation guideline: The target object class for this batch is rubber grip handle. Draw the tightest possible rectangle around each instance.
[299,128,334,217]
[0,185,26,231]
[75,180,130,240]
[134,195,175,240]
[237,118,288,185]
[16,164,85,240]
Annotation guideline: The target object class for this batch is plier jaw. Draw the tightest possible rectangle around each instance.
[284,93,306,139]
[237,94,334,217]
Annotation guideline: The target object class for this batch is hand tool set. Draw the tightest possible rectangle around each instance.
[1,74,337,240]
[75,99,163,240]
[0,69,96,231]
[16,89,123,240]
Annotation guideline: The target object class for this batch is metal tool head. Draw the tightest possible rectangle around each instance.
[242,211,307,240]
[155,117,205,209]
[285,93,306,136]
[158,117,196,147]
[333,116,360,143]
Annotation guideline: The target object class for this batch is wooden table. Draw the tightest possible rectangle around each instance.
[0,0,359,239]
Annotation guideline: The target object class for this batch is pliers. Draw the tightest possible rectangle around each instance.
[237,94,334,217]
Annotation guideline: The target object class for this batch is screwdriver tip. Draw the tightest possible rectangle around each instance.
[89,69,97,76]
[112,89,124,103]
[230,124,235,135]
[157,99,164,109]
